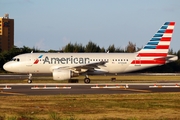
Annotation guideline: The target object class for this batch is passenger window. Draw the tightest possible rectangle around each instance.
[17,58,20,62]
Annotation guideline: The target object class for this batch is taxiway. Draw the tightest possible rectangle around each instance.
[0,83,180,96]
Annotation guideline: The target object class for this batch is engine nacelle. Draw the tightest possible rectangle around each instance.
[52,69,78,80]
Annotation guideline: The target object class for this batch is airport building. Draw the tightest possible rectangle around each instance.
[0,14,14,52]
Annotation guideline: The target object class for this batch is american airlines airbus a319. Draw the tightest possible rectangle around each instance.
[3,22,178,83]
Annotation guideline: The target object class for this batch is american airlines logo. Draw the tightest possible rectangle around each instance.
[43,56,90,64]
[34,55,43,64]
[34,55,90,64]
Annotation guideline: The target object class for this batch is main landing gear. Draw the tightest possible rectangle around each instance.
[27,74,91,84]
[28,73,32,84]
[84,75,91,84]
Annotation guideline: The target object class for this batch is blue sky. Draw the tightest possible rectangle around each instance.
[0,0,180,52]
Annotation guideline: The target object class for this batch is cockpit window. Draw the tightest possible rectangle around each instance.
[11,58,20,62]
[11,58,16,61]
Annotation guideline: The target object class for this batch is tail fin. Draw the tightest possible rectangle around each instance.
[138,22,175,57]
[131,22,176,65]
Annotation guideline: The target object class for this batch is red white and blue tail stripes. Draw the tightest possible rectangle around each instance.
[139,22,175,54]
[131,22,175,65]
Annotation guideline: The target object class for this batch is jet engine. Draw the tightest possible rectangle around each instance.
[52,69,78,80]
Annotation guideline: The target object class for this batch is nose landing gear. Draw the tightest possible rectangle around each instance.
[28,73,32,83]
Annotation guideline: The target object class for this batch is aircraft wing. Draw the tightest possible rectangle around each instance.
[53,61,107,73]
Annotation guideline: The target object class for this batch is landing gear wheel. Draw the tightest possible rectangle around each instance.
[27,73,32,84]
[28,79,32,84]
[84,78,90,84]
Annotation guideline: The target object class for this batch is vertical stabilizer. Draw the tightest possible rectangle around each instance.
[131,22,175,65]
[138,22,175,55]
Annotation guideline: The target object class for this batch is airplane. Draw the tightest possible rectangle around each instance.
[3,22,178,83]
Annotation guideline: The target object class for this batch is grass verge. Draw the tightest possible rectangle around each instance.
[0,93,180,120]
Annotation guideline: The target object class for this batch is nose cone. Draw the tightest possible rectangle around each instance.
[3,62,12,72]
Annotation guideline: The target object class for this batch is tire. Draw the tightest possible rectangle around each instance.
[28,79,32,84]
[84,78,90,83]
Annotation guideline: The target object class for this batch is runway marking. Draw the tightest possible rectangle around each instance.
[91,85,129,89]
[31,86,71,89]
[0,86,12,89]
[0,91,25,95]
[149,85,180,88]
[121,88,151,93]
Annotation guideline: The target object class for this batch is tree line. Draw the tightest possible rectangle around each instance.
[0,41,180,73]
[62,41,137,53]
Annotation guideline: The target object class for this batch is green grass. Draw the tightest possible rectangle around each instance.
[0,93,180,120]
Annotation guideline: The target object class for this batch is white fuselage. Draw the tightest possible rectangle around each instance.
[3,53,165,74]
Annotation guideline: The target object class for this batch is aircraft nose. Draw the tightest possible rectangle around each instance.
[3,62,12,72]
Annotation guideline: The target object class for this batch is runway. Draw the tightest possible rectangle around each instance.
[0,83,180,96]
